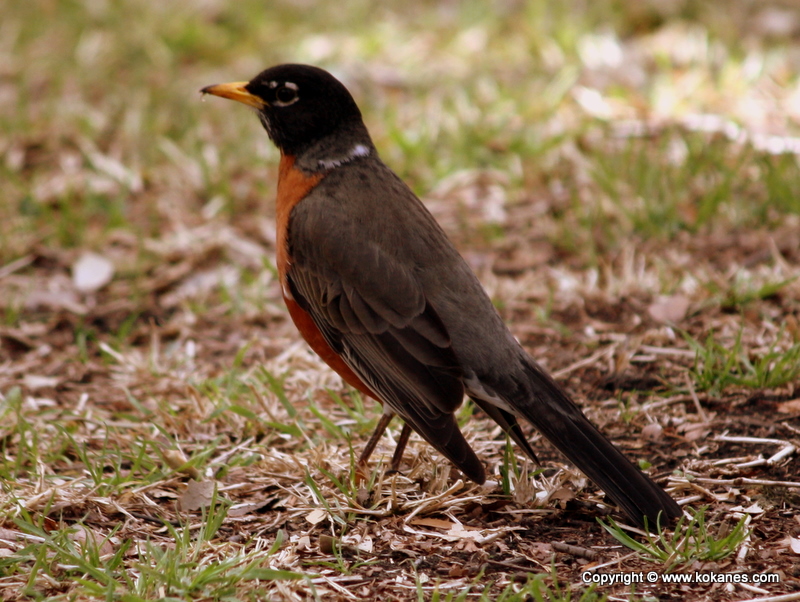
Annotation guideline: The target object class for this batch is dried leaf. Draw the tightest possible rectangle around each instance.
[409,517,455,530]
[22,375,59,389]
[776,398,800,414]
[162,449,189,469]
[72,252,114,292]
[160,266,240,307]
[730,503,765,514]
[69,525,114,556]
[318,534,336,554]
[25,289,86,314]
[641,423,664,441]
[446,523,482,540]
[790,537,800,555]
[742,503,764,514]
[355,536,373,553]
[177,480,215,511]
[679,422,711,442]
[228,499,276,517]
[549,487,576,502]
[148,489,179,500]
[306,508,326,525]
[0,528,31,546]
[162,449,200,479]
[528,541,554,559]
[648,295,690,324]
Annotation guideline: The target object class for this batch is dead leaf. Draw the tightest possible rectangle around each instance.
[409,517,455,530]
[446,523,482,539]
[354,536,373,553]
[318,534,337,554]
[528,541,554,559]
[69,525,114,556]
[641,423,664,441]
[228,499,276,517]
[162,449,200,479]
[790,537,800,554]
[456,538,480,553]
[356,488,370,506]
[679,422,711,441]
[148,489,179,500]
[162,448,188,469]
[306,508,326,525]
[177,480,216,511]
[777,398,800,414]
[160,266,240,307]
[22,375,59,390]
[0,528,38,547]
[72,252,114,293]
[648,295,690,324]
[25,288,86,314]
[729,503,765,514]
[549,487,576,502]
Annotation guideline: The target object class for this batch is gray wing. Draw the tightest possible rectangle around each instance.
[286,180,485,482]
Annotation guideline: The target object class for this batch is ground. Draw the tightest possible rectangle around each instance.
[1,0,800,600]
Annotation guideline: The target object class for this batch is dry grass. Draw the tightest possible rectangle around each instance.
[1,0,800,600]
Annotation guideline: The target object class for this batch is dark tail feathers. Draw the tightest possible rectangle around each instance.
[503,360,682,529]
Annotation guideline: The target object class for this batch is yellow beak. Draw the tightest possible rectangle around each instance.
[200,82,265,109]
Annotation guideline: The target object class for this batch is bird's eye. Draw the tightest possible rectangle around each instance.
[274,85,298,105]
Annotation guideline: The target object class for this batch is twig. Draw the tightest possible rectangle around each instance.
[210,437,255,477]
[737,581,770,596]
[732,593,800,602]
[781,422,800,436]
[715,435,796,469]
[711,456,757,466]
[641,395,695,411]
[129,511,182,527]
[553,346,615,379]
[486,558,539,572]
[683,480,723,501]
[0,255,34,280]
[551,541,599,561]
[309,575,360,598]
[637,345,696,358]
[691,477,800,489]
[580,551,640,572]
[331,506,393,517]
[402,480,466,522]
[735,514,753,563]
[686,373,709,423]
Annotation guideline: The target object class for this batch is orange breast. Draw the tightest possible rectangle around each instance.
[275,154,322,281]
[275,154,376,400]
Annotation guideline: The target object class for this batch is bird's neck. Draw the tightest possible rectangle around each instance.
[291,121,375,173]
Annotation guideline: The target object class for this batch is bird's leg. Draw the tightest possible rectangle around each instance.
[357,406,395,470]
[357,408,412,478]
[389,423,412,473]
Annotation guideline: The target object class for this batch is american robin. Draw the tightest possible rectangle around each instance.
[201,64,682,528]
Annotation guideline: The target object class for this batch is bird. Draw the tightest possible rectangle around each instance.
[201,64,682,528]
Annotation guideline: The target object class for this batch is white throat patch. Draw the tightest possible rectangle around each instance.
[317,144,371,170]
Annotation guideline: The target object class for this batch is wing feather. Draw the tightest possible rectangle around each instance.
[285,207,485,482]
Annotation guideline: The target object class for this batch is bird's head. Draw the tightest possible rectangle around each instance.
[201,64,364,157]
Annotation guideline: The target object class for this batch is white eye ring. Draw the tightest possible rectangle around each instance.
[273,82,299,107]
